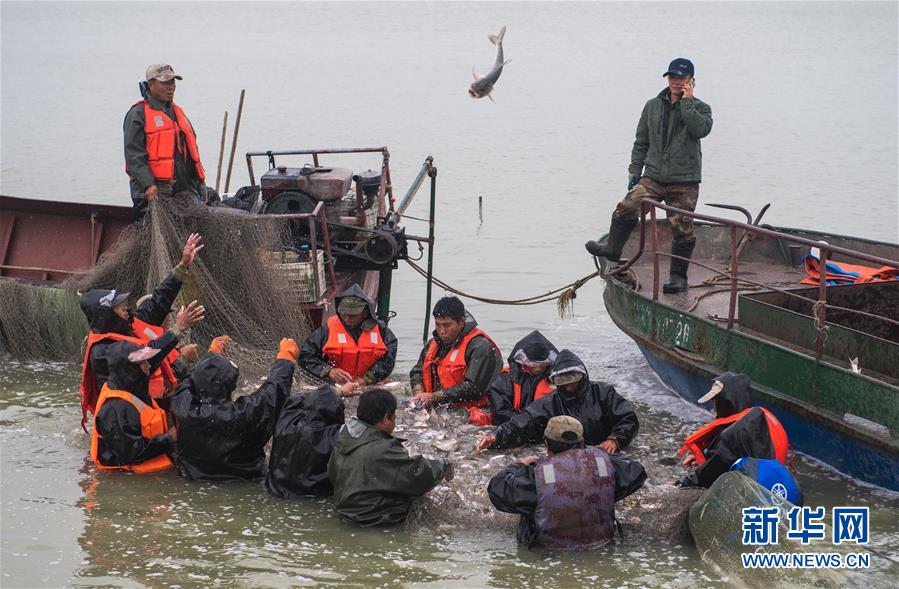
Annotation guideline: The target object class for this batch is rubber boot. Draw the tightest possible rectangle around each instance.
[663,239,696,294]
[585,217,639,261]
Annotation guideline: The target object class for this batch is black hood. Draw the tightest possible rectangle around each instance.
[290,385,345,426]
[190,352,240,403]
[550,349,590,400]
[713,372,752,418]
[508,330,558,381]
[80,289,133,335]
[106,341,151,400]
[334,284,378,321]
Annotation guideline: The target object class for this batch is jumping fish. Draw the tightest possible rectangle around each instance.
[468,25,509,102]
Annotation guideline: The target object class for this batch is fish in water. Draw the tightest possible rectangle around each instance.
[468,25,510,102]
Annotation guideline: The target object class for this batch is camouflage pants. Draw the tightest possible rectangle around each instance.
[612,177,699,242]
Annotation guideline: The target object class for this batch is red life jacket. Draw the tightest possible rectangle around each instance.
[678,407,789,465]
[90,384,173,474]
[129,100,206,183]
[79,318,178,431]
[321,315,388,379]
[422,327,500,425]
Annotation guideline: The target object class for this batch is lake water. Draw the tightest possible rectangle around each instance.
[1,1,897,588]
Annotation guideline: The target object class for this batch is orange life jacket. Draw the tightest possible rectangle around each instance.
[321,315,388,379]
[132,100,206,183]
[79,318,178,431]
[508,368,555,411]
[422,328,500,424]
[90,384,174,474]
[678,407,789,466]
[801,255,899,286]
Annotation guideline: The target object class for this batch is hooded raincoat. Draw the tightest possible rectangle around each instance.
[327,416,449,526]
[409,312,502,404]
[298,285,398,384]
[678,372,782,488]
[491,350,639,449]
[80,270,185,391]
[487,451,647,547]
[168,352,295,481]
[265,386,346,498]
[92,341,175,468]
[488,331,558,425]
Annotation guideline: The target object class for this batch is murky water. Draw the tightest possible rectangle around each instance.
[2,1,898,588]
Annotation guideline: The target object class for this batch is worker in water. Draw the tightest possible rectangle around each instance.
[167,338,298,481]
[78,233,205,430]
[476,349,639,453]
[90,341,177,474]
[677,372,790,488]
[124,64,207,220]
[328,388,454,526]
[265,385,347,499]
[487,330,558,425]
[299,284,398,392]
[134,293,200,379]
[409,296,502,425]
[585,58,713,294]
[488,416,647,549]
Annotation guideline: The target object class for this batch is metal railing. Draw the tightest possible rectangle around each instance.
[270,201,338,297]
[610,200,899,358]
[244,146,395,216]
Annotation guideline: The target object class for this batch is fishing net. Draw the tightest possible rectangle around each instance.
[1,196,321,384]
[689,471,852,588]
[0,280,86,360]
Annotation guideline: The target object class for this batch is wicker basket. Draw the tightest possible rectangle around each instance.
[274,250,326,303]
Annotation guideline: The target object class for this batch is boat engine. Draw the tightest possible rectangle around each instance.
[260,165,353,223]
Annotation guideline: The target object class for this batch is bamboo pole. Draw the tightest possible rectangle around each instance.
[214,110,228,193]
[224,89,245,193]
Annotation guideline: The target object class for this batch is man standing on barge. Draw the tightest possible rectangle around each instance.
[124,64,207,220]
[585,58,713,294]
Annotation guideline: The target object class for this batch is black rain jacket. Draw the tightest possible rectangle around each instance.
[492,350,639,449]
[265,385,346,498]
[93,341,174,467]
[298,284,398,384]
[81,272,183,391]
[487,452,647,547]
[678,372,778,488]
[169,352,294,481]
[487,330,558,425]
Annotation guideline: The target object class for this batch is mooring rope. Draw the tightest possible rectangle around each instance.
[404,259,603,318]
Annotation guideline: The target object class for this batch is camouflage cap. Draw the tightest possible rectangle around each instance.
[337,296,367,315]
[544,416,584,443]
[145,64,183,82]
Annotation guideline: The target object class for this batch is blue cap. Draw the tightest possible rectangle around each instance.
[663,58,694,78]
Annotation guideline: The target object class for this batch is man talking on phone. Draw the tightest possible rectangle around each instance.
[586,58,713,294]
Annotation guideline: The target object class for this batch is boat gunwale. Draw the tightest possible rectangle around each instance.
[603,284,898,455]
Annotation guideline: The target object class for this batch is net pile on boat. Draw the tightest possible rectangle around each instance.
[1,197,319,384]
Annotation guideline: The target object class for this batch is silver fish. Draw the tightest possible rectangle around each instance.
[432,439,458,453]
[468,25,509,102]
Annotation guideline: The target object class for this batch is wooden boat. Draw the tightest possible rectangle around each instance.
[0,147,435,329]
[598,202,899,491]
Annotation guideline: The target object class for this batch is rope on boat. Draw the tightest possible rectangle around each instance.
[404,259,603,318]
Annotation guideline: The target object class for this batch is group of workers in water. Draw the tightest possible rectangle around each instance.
[78,233,801,550]
[86,59,803,549]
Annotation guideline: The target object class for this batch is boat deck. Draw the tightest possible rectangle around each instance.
[611,221,899,383]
